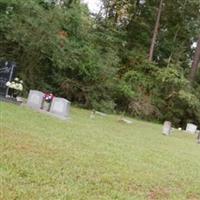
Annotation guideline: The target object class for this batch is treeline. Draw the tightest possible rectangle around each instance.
[0,0,200,126]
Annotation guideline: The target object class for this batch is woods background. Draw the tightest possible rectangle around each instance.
[0,0,200,127]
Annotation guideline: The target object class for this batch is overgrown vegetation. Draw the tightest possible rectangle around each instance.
[0,0,200,126]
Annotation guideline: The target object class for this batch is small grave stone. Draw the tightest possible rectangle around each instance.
[162,121,172,135]
[27,90,44,110]
[49,97,70,119]
[197,131,200,144]
[186,123,197,134]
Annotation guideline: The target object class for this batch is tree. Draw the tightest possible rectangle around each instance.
[1,0,200,126]
[148,0,164,62]
[189,37,200,81]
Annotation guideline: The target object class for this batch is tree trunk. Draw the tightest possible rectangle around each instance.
[189,37,200,81]
[148,0,164,62]
[167,27,180,67]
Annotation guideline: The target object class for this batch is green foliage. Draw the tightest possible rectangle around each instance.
[0,0,200,126]
[152,67,200,126]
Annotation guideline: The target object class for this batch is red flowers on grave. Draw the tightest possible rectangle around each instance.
[43,93,54,103]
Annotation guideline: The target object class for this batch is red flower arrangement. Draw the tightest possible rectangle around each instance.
[43,93,54,103]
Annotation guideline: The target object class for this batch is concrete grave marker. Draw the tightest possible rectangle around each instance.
[49,97,70,119]
[186,123,197,134]
[162,121,172,135]
[27,90,44,109]
[197,130,200,144]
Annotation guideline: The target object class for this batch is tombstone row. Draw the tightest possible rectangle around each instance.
[27,90,70,120]
[163,121,199,136]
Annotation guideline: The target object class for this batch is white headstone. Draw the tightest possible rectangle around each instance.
[49,97,70,119]
[186,123,197,134]
[162,121,172,135]
[27,90,44,109]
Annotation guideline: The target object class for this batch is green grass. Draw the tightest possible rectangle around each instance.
[0,102,200,200]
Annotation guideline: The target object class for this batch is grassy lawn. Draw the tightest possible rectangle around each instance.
[0,102,200,200]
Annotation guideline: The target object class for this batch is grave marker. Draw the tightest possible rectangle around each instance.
[27,90,44,110]
[197,130,200,144]
[0,61,16,97]
[49,97,70,119]
[186,123,197,134]
[162,121,172,135]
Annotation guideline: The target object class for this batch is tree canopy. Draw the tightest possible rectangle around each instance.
[0,0,200,126]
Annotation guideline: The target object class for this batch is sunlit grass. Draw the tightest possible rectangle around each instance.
[0,102,200,200]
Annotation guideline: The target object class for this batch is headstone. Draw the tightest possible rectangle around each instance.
[27,90,44,109]
[49,97,70,119]
[197,131,200,144]
[0,61,16,97]
[162,121,172,135]
[186,123,197,134]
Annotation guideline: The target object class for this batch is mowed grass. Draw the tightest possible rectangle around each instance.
[0,102,200,200]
